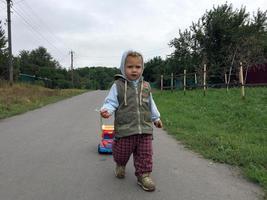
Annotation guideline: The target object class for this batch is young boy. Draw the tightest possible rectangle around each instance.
[100,50,163,192]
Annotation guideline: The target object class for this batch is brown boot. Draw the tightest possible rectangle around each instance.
[137,173,156,191]
[114,165,125,179]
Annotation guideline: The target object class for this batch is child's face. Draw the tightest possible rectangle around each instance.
[125,56,143,81]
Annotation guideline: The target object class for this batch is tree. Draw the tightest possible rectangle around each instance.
[144,57,164,82]
[29,46,60,68]
[19,46,63,79]
[169,3,267,83]
[74,66,120,89]
[169,29,197,74]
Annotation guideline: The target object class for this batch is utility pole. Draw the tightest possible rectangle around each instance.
[70,50,74,87]
[6,0,13,85]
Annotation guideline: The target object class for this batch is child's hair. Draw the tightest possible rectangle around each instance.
[126,51,143,63]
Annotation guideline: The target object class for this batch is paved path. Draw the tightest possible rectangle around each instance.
[0,91,263,200]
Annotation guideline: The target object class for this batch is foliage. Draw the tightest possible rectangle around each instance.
[19,47,60,76]
[2,3,266,90]
[169,3,267,83]
[74,66,120,89]
[15,46,120,89]
[144,56,166,84]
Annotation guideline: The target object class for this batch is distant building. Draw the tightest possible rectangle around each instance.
[246,63,267,84]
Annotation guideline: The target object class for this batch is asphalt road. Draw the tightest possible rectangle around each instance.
[0,91,263,200]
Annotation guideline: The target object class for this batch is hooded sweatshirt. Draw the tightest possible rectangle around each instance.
[101,50,160,137]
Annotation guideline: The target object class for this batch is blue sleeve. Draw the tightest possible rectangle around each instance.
[149,93,161,122]
[101,83,119,115]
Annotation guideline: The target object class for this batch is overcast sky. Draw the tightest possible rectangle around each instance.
[0,0,266,69]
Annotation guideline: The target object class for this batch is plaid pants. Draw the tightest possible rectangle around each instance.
[112,134,153,177]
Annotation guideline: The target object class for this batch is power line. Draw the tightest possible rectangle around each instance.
[12,4,66,52]
[11,1,73,67]
[0,4,5,11]
[15,0,25,4]
[11,6,67,57]
[2,0,173,67]
[57,53,70,63]
[15,0,70,50]
[142,47,171,54]
[143,50,172,58]
[77,54,121,59]
[76,47,172,60]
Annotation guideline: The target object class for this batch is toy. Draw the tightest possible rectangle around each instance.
[98,117,115,154]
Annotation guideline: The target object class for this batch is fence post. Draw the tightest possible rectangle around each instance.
[194,73,197,86]
[203,64,207,96]
[183,69,186,95]
[225,73,228,92]
[239,62,245,99]
[171,73,174,92]
[160,75,163,92]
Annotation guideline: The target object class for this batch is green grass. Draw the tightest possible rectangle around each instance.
[0,82,87,119]
[153,87,267,196]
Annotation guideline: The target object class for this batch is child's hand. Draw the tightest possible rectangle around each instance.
[100,109,111,118]
[154,119,163,128]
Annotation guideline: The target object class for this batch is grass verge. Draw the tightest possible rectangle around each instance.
[153,87,267,198]
[0,82,87,119]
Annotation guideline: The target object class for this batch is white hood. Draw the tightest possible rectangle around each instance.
[119,50,144,79]
[118,50,145,106]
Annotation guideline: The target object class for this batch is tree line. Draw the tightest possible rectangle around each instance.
[0,23,119,89]
[143,3,267,86]
[1,3,266,89]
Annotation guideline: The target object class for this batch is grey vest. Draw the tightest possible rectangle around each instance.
[114,77,153,138]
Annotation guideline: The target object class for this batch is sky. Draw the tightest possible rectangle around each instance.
[0,0,266,69]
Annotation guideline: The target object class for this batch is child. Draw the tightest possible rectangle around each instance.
[100,50,163,192]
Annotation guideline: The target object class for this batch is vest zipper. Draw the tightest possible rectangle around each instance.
[135,87,142,134]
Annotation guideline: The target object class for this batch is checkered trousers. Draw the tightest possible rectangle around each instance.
[112,134,153,177]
